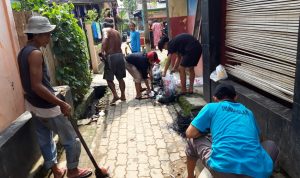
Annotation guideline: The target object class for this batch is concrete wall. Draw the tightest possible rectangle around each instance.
[187,0,197,35]
[0,0,25,132]
[168,0,188,37]
[0,1,43,177]
[168,0,203,77]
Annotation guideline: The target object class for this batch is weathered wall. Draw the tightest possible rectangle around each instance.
[187,0,197,35]
[0,0,25,132]
[168,0,188,37]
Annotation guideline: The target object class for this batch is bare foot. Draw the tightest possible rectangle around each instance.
[52,167,66,178]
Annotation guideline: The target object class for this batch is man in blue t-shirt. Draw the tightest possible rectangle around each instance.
[129,22,141,53]
[185,83,279,178]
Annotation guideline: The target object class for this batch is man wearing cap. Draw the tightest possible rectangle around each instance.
[100,22,126,105]
[184,83,279,178]
[125,51,160,99]
[158,33,202,94]
[18,16,92,178]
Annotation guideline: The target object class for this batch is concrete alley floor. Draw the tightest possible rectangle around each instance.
[55,72,188,178]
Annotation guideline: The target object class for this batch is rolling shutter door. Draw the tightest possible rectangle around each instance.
[225,0,298,103]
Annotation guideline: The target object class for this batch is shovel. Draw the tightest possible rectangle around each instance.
[69,117,109,178]
[57,92,109,178]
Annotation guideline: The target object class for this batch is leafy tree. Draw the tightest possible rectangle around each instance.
[116,10,129,33]
[85,9,99,23]
[123,0,137,16]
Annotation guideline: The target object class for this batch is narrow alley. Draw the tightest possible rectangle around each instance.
[57,73,188,178]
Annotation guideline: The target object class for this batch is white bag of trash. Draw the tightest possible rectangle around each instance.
[162,73,176,97]
[210,64,228,82]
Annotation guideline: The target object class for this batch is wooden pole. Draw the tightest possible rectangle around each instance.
[142,0,151,52]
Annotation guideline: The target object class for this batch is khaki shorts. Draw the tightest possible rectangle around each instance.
[125,62,143,83]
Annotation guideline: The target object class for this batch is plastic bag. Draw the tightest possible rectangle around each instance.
[210,64,228,82]
[152,64,162,81]
[162,74,176,97]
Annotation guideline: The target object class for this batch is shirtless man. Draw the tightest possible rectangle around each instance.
[100,22,126,105]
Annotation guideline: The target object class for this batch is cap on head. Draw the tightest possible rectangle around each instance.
[24,16,56,34]
[147,51,160,64]
[213,83,236,100]
[158,36,169,51]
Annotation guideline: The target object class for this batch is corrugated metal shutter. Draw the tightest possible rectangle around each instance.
[225,0,298,103]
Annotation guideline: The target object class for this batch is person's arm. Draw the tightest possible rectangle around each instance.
[186,125,202,138]
[101,29,109,54]
[186,104,212,138]
[28,50,71,116]
[172,54,181,72]
[162,54,172,77]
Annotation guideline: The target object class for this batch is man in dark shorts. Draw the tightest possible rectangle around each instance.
[101,22,126,105]
[185,83,279,178]
[125,51,160,99]
[158,33,202,94]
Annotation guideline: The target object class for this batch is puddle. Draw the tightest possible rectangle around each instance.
[168,113,192,138]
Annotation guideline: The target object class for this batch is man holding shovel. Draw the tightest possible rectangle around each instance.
[18,16,92,178]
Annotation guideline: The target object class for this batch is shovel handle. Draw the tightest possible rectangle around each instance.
[69,117,108,178]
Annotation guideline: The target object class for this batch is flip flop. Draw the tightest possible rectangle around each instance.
[140,88,147,92]
[135,95,149,100]
[110,97,120,105]
[53,168,67,178]
[67,168,92,178]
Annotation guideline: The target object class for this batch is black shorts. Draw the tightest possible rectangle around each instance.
[180,41,202,67]
[103,53,126,81]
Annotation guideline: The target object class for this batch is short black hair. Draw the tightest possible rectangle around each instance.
[213,83,236,100]
[158,36,169,51]
[26,33,35,40]
[103,22,114,28]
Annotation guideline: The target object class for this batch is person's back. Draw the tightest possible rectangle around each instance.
[198,101,273,177]
[126,52,148,73]
[168,33,198,55]
[103,27,122,55]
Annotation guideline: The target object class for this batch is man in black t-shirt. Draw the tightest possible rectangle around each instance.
[158,33,202,94]
[125,51,160,99]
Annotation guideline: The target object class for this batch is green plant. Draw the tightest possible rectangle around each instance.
[85,9,98,23]
[12,1,92,104]
[11,0,48,12]
[123,0,137,16]
[116,10,129,33]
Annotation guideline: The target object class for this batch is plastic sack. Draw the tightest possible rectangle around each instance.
[162,74,176,97]
[210,64,228,82]
[152,64,162,81]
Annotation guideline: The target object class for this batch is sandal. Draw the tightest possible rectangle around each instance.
[140,88,147,92]
[135,95,149,100]
[120,97,126,101]
[67,168,92,178]
[110,97,120,105]
[53,168,67,178]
